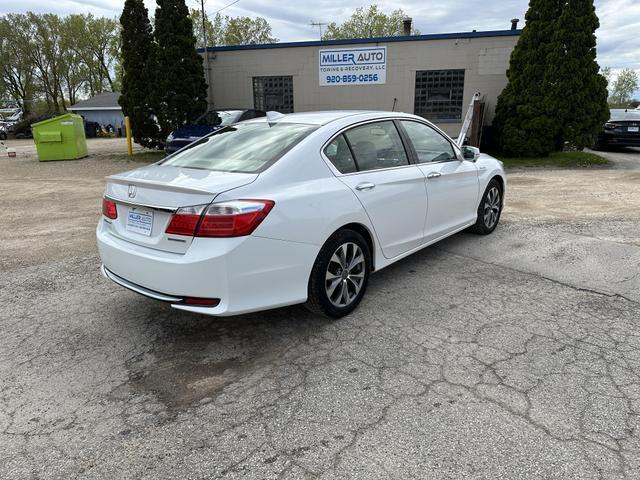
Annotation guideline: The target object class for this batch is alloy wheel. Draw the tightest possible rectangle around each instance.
[483,186,501,229]
[325,242,365,307]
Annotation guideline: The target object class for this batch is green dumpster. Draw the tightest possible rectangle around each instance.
[32,113,88,161]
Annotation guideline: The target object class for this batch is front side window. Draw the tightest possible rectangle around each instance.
[343,121,409,172]
[414,69,465,121]
[161,122,316,173]
[400,121,456,163]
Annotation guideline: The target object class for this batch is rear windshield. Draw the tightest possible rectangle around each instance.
[160,122,317,173]
[610,109,640,121]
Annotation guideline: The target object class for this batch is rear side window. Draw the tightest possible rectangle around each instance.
[161,122,317,173]
[400,120,456,163]
[344,121,409,172]
[324,135,357,173]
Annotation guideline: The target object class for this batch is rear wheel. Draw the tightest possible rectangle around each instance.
[306,229,371,318]
[470,179,503,234]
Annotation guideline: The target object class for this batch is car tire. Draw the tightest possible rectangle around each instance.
[470,179,503,235]
[0,132,6,141]
[306,229,371,318]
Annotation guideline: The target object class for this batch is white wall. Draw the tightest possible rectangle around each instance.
[203,34,518,137]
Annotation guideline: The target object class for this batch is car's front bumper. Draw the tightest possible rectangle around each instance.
[97,223,319,316]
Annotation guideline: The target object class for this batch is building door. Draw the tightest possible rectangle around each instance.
[253,76,294,113]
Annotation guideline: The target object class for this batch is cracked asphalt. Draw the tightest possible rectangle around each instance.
[1,144,639,479]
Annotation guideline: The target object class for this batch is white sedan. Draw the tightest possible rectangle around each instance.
[97,111,505,318]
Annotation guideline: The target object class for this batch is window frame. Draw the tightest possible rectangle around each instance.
[413,69,466,122]
[252,76,294,113]
[396,119,461,165]
[320,118,419,177]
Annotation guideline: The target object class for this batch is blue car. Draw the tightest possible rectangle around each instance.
[165,109,266,154]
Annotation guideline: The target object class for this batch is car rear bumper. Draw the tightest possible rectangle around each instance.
[600,133,640,146]
[97,223,319,316]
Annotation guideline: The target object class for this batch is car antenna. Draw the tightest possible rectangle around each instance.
[266,111,285,126]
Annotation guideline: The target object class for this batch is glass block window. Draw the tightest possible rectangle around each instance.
[414,69,465,121]
[253,76,294,113]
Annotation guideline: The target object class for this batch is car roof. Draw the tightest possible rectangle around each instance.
[245,110,419,126]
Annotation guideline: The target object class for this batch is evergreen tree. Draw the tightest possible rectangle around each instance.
[153,0,207,139]
[119,0,160,148]
[553,0,608,149]
[493,0,563,157]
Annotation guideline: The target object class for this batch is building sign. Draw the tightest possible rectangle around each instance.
[319,46,387,86]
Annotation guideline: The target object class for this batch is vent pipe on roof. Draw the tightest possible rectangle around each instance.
[403,18,412,36]
[510,18,519,30]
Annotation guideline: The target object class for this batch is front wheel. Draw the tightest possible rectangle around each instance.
[470,179,503,234]
[306,229,371,318]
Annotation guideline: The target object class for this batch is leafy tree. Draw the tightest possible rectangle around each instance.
[221,15,278,45]
[0,13,121,113]
[322,5,419,40]
[27,13,67,111]
[493,0,563,157]
[609,68,639,107]
[552,0,608,150]
[153,0,207,139]
[119,0,160,148]
[190,8,220,49]
[0,15,37,115]
[190,10,276,47]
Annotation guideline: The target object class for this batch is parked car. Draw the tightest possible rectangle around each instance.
[11,112,57,139]
[164,109,266,154]
[98,111,506,318]
[596,109,640,149]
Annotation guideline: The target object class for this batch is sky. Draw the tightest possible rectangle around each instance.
[1,0,638,93]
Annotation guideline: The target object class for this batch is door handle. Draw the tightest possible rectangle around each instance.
[426,172,441,179]
[355,182,376,191]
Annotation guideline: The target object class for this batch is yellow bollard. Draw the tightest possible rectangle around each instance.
[124,116,133,156]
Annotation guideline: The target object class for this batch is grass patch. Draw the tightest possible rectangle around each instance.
[495,151,609,169]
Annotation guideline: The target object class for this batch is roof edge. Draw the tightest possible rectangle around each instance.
[198,29,521,53]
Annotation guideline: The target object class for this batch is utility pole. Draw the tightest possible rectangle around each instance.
[200,0,212,108]
[200,0,240,108]
[310,21,327,40]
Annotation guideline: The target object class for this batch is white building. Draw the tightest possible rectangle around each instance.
[199,25,520,139]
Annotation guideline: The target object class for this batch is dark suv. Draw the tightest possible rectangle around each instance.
[165,109,266,154]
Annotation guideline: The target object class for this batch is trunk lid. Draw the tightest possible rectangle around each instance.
[103,165,258,254]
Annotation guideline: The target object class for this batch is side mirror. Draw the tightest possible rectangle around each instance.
[462,146,480,162]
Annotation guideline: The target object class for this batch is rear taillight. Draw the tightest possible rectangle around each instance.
[165,200,274,238]
[198,200,275,237]
[165,205,205,235]
[102,198,118,219]
[604,122,619,130]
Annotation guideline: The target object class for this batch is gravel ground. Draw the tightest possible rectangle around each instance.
[1,142,639,479]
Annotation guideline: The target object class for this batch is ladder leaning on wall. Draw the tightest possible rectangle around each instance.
[456,92,482,147]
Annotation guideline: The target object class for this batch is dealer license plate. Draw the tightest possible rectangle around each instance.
[126,209,153,236]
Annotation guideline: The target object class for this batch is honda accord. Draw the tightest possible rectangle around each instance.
[97,111,505,318]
